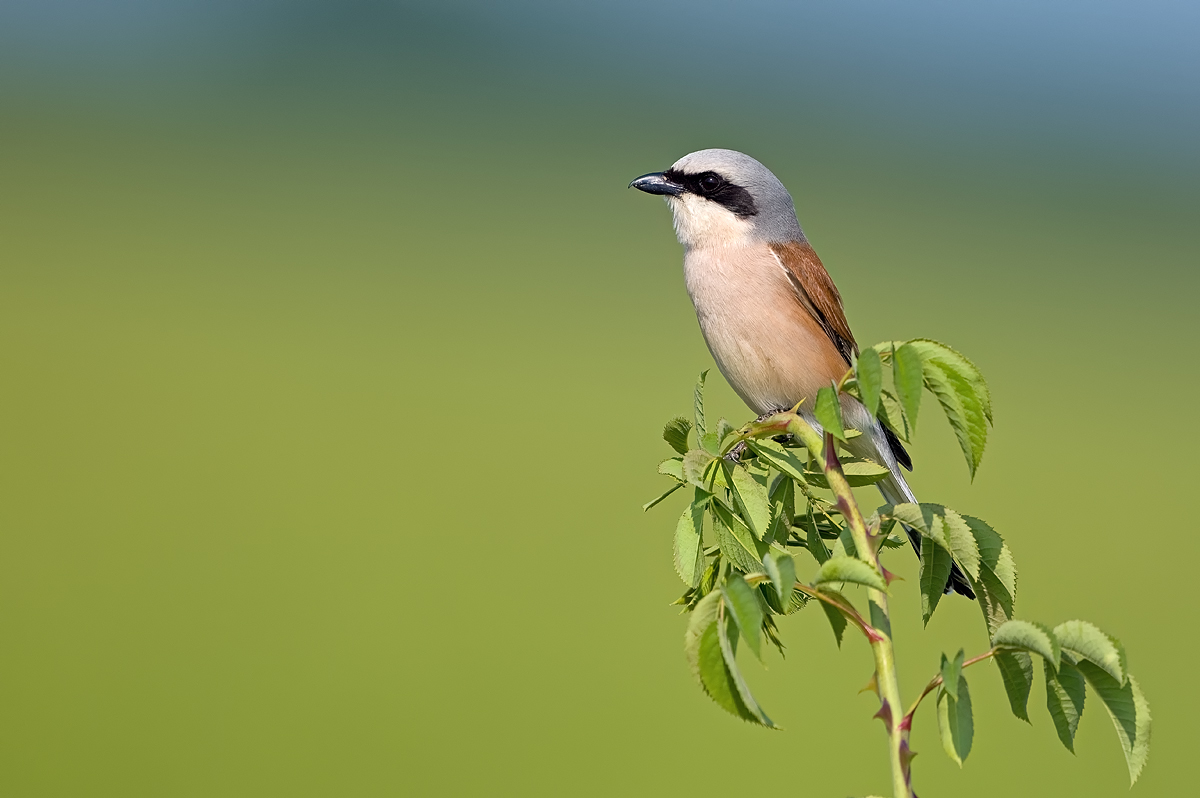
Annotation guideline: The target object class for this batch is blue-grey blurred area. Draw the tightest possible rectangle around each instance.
[0,3,1195,797]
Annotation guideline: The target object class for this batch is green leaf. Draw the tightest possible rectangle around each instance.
[992,620,1061,671]
[877,390,911,442]
[711,502,769,574]
[643,483,682,511]
[716,417,735,447]
[745,439,809,483]
[1054,620,1127,685]
[716,603,776,727]
[663,417,692,455]
[722,461,771,540]
[657,457,685,482]
[802,460,891,488]
[937,675,974,766]
[994,650,1034,722]
[815,385,847,441]
[893,343,924,432]
[685,592,774,727]
[919,533,953,625]
[722,574,764,660]
[995,650,1034,722]
[941,649,965,701]
[693,370,709,438]
[700,431,720,455]
[766,474,795,545]
[819,593,848,647]
[961,515,1017,636]
[683,449,718,491]
[885,503,984,625]
[674,495,707,587]
[855,347,883,416]
[1045,657,1086,753]
[1076,661,1150,784]
[813,555,887,592]
[805,510,831,565]
[923,360,989,479]
[901,338,994,423]
[762,550,797,606]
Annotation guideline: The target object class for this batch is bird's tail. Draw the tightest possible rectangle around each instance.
[838,403,975,599]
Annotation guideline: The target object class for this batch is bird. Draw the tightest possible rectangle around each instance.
[630,148,974,598]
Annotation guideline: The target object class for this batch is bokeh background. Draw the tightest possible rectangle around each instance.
[1,2,1196,795]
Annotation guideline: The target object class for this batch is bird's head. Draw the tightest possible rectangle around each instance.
[630,149,804,249]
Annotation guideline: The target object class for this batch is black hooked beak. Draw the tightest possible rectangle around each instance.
[629,172,684,197]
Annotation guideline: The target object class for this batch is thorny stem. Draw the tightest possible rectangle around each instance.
[739,412,912,798]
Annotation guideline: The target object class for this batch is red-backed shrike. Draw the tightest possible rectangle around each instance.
[632,148,972,597]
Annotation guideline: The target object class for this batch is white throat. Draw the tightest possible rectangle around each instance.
[667,194,755,250]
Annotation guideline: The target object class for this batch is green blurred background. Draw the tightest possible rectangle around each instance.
[1,2,1196,795]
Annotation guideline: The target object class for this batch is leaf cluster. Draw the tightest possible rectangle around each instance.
[644,341,1151,790]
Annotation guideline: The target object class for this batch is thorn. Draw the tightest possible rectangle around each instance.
[873,699,893,731]
[899,739,917,782]
[881,565,903,585]
[823,432,841,469]
[859,672,879,696]
[898,713,912,732]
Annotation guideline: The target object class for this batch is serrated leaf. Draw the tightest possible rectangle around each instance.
[919,532,953,625]
[683,449,717,491]
[815,385,847,441]
[723,461,771,541]
[937,508,980,581]
[722,574,764,660]
[805,510,831,565]
[819,594,848,647]
[1076,661,1150,784]
[643,483,682,511]
[923,360,988,479]
[893,343,924,432]
[962,515,1017,636]
[993,652,1032,720]
[995,650,1034,722]
[663,417,692,455]
[992,619,1061,671]
[1045,657,1086,753]
[937,675,974,766]
[856,347,883,416]
[711,502,769,573]
[658,457,685,482]
[813,555,887,592]
[674,495,706,587]
[716,417,735,446]
[716,602,776,727]
[762,550,796,605]
[941,649,965,701]
[801,460,891,488]
[1054,620,1127,685]
[693,370,709,438]
[901,338,993,423]
[746,439,809,483]
[766,474,794,545]
[700,431,720,455]
[877,390,910,442]
[886,503,985,624]
[685,592,773,727]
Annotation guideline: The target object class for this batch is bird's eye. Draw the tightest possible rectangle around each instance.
[698,174,723,193]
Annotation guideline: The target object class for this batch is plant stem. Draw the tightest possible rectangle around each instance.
[784,418,912,798]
